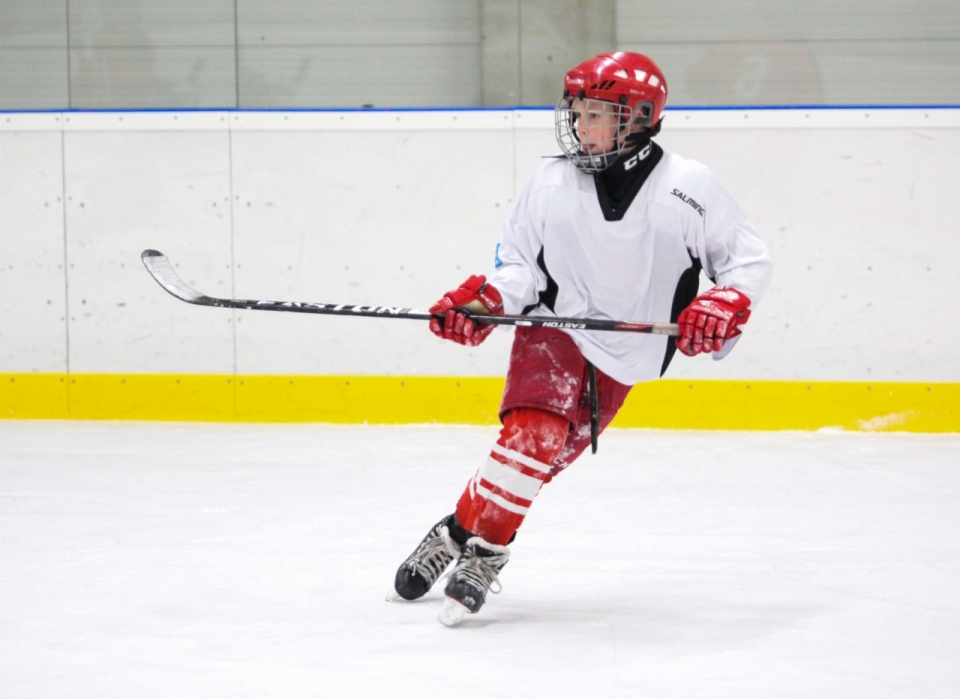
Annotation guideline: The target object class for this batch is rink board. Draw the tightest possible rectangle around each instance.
[2,107,960,385]
[2,107,960,434]
[2,374,957,432]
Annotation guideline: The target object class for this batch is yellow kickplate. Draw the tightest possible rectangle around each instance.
[0,374,957,432]
[233,375,504,424]
[66,374,237,421]
[613,380,959,432]
[0,374,69,419]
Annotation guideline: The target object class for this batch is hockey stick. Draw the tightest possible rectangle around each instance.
[141,250,679,336]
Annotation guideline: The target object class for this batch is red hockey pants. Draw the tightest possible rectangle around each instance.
[455,327,632,545]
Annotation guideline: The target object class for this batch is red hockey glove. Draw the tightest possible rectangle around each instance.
[677,287,752,356]
[429,275,504,346]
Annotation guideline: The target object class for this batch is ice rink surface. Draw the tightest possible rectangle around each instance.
[1,421,958,699]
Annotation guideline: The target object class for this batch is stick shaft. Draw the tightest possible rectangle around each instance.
[141,250,679,336]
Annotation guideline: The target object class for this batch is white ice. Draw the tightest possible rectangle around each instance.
[1,421,959,698]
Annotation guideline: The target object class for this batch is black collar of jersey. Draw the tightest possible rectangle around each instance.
[593,140,664,222]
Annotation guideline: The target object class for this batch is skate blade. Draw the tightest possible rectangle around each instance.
[438,597,470,627]
[386,589,402,602]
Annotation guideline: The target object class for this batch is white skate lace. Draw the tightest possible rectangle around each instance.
[445,537,509,595]
[411,525,460,583]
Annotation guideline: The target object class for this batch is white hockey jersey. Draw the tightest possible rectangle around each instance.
[488,149,773,386]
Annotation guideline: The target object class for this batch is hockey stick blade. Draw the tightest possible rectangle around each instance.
[141,249,679,336]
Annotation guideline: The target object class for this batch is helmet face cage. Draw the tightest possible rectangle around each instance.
[555,95,646,174]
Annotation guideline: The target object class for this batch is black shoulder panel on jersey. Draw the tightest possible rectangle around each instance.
[594,142,664,222]
[660,254,702,376]
[522,247,559,315]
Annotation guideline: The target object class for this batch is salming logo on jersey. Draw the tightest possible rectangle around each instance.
[671,188,705,217]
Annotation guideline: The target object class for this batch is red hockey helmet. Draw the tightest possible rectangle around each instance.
[555,52,669,172]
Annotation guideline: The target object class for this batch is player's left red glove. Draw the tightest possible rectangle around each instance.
[429,275,504,346]
[677,287,752,356]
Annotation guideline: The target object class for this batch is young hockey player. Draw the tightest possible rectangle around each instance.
[390,52,773,626]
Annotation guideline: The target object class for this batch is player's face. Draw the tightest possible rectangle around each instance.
[572,98,621,155]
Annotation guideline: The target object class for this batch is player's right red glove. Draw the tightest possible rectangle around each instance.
[429,275,504,346]
[677,287,752,356]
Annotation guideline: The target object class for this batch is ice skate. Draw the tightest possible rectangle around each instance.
[438,536,510,626]
[389,514,461,602]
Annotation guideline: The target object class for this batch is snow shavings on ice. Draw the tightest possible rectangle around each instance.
[857,411,916,431]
